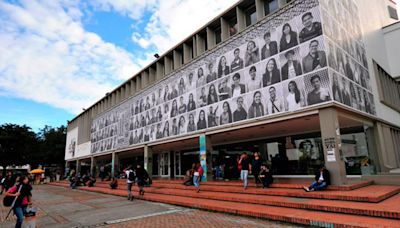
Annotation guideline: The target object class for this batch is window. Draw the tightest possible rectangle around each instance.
[228,17,238,36]
[388,6,399,20]
[245,5,257,27]
[264,0,279,16]
[374,61,400,111]
[215,27,222,44]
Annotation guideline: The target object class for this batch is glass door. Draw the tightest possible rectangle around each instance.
[159,152,170,177]
[174,151,182,176]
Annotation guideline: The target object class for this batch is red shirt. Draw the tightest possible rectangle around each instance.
[8,186,29,206]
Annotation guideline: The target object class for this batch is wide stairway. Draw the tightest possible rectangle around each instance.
[49,179,400,227]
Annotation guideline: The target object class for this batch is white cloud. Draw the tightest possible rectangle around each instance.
[0,0,140,114]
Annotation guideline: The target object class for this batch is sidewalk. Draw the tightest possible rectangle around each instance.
[1,185,298,227]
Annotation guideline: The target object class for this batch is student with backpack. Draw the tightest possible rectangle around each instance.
[124,166,135,201]
[4,175,33,228]
[135,164,149,196]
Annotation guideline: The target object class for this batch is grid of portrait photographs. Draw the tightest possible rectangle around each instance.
[320,0,376,115]
[90,4,335,154]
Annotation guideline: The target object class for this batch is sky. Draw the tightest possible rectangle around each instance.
[0,0,239,132]
[0,0,399,132]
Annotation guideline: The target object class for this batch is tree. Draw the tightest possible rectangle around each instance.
[0,124,38,177]
[36,125,67,168]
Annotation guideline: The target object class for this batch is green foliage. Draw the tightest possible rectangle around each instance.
[0,124,66,176]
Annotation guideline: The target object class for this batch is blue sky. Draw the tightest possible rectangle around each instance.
[0,0,237,132]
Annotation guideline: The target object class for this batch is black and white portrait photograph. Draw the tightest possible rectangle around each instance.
[156,86,164,105]
[331,71,343,103]
[327,39,337,71]
[298,9,323,43]
[187,92,197,112]
[260,30,279,60]
[217,55,231,78]
[344,54,355,81]
[246,89,265,118]
[196,108,207,130]
[245,63,262,92]
[196,65,207,88]
[187,111,197,133]
[186,71,197,92]
[162,119,170,138]
[178,76,186,96]
[170,98,179,118]
[232,96,248,122]
[280,47,303,81]
[216,76,232,101]
[197,86,208,108]
[206,61,218,83]
[278,20,299,52]
[301,37,327,74]
[177,113,187,135]
[230,71,247,98]
[206,103,219,128]
[282,77,306,111]
[207,83,219,105]
[261,57,281,87]
[321,9,332,39]
[265,83,284,115]
[171,117,179,136]
[304,69,331,106]
[230,47,245,73]
[178,95,187,114]
[162,101,171,121]
[356,85,365,112]
[218,100,234,125]
[349,81,359,109]
[244,39,261,67]
[335,46,346,76]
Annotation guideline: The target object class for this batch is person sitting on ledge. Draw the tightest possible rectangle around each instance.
[303,165,330,192]
[110,177,118,189]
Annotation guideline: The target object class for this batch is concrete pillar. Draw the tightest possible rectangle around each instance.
[319,108,347,185]
[90,156,97,177]
[149,67,156,84]
[255,0,265,21]
[131,79,136,95]
[236,6,246,32]
[206,27,216,50]
[144,145,153,176]
[116,90,120,104]
[142,71,149,89]
[192,36,198,58]
[196,34,205,55]
[76,159,81,174]
[156,62,164,81]
[173,50,182,69]
[183,43,192,64]
[136,75,142,92]
[111,152,120,178]
[164,56,173,74]
[220,17,229,41]
[199,134,212,181]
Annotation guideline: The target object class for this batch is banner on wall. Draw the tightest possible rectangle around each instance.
[199,134,207,181]
[87,0,374,156]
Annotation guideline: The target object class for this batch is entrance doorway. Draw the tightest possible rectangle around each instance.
[159,152,170,177]
[174,151,182,177]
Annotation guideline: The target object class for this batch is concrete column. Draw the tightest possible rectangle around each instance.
[149,67,156,84]
[192,36,198,58]
[111,152,120,177]
[76,159,81,174]
[116,90,120,104]
[255,0,265,21]
[199,134,212,181]
[183,43,192,64]
[319,108,347,185]
[206,27,216,50]
[156,62,164,81]
[144,145,153,176]
[220,17,229,41]
[196,34,205,55]
[136,75,142,92]
[125,83,130,99]
[131,79,136,95]
[236,6,246,32]
[90,156,97,177]
[164,56,173,74]
[173,50,182,69]
[142,71,149,89]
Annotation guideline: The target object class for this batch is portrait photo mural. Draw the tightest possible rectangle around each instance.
[90,0,373,154]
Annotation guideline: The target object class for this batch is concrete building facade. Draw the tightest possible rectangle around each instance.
[65,0,400,185]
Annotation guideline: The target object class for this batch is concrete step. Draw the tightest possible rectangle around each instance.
[48,183,400,227]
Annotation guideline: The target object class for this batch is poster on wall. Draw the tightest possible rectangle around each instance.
[89,0,374,155]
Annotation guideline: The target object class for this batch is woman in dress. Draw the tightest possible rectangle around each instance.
[245,40,260,67]
[197,110,207,130]
[285,81,304,111]
[187,93,196,111]
[207,84,219,105]
[217,56,230,78]
[279,23,298,52]
[187,113,196,132]
[262,58,281,87]
[196,67,206,87]
[248,91,265,118]
[170,99,178,118]
[162,120,170,138]
[178,116,186,134]
[220,101,233,125]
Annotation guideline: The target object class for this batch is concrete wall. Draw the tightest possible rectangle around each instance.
[382,22,400,78]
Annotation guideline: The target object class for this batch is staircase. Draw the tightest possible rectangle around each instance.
[49,179,400,227]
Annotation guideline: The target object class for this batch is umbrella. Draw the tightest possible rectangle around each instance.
[30,169,45,174]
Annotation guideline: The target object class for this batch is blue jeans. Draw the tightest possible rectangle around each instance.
[240,170,248,188]
[193,176,200,188]
[309,181,327,191]
[127,182,133,199]
[13,205,27,228]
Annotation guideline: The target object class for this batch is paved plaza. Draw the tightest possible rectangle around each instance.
[0,185,299,227]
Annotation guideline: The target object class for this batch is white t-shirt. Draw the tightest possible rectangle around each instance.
[318,172,324,182]
[125,170,134,184]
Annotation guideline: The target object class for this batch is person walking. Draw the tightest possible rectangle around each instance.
[124,166,135,201]
[239,153,251,190]
[135,164,149,196]
[5,175,33,228]
[193,163,204,193]
[251,152,263,188]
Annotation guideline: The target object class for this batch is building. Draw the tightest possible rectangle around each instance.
[65,0,400,185]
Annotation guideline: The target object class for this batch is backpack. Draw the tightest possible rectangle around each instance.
[128,170,135,182]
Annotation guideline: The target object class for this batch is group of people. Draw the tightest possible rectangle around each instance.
[123,164,150,201]
[67,170,96,189]
[237,152,273,189]
[1,172,34,228]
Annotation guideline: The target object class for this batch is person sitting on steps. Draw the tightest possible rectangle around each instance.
[303,165,330,192]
